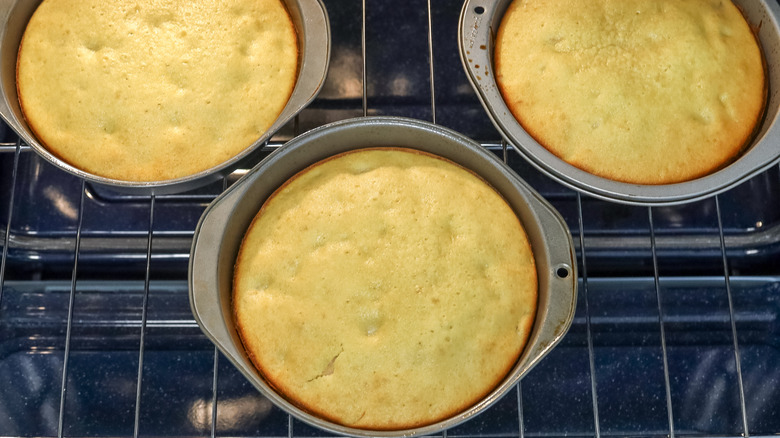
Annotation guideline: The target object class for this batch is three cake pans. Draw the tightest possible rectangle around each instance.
[14,0,775,433]
[0,0,330,195]
[460,0,780,206]
[189,116,578,437]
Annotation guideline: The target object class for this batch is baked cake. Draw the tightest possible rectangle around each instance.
[16,0,298,181]
[233,148,538,429]
[495,0,766,184]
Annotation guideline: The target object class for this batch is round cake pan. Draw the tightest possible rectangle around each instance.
[188,116,578,437]
[0,0,330,195]
[460,0,780,206]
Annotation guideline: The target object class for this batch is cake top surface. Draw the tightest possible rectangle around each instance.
[233,148,538,429]
[495,0,765,184]
[17,0,298,181]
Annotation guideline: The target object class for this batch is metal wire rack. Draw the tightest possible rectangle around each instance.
[1,0,779,436]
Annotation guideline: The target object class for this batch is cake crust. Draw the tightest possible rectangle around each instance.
[17,0,298,181]
[233,148,538,429]
[495,0,766,184]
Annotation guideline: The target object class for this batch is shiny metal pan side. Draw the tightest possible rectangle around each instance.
[189,116,577,437]
[0,0,330,195]
[459,0,780,206]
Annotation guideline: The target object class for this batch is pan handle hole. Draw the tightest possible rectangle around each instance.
[555,264,571,279]
[474,6,485,14]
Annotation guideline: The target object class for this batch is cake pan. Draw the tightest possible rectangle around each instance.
[189,116,578,437]
[0,0,330,195]
[460,0,780,206]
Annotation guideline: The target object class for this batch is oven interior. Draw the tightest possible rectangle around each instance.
[1,0,779,436]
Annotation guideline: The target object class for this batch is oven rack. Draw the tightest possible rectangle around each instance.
[2,144,779,438]
[2,0,779,436]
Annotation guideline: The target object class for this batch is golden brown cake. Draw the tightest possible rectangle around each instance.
[495,0,766,184]
[17,0,297,181]
[233,148,537,429]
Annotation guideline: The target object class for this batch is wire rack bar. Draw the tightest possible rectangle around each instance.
[648,207,676,438]
[0,139,21,305]
[361,0,367,118]
[0,142,26,153]
[426,0,436,125]
[577,192,602,438]
[133,195,156,438]
[288,409,294,438]
[715,195,750,438]
[516,384,525,438]
[210,347,220,438]
[56,180,86,438]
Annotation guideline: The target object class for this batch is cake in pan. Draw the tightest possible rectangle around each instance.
[233,148,538,429]
[16,0,298,181]
[494,0,766,185]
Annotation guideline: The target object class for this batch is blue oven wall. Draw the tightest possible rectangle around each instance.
[1,0,779,436]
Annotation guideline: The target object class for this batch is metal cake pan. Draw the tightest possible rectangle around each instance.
[460,0,780,206]
[0,0,330,195]
[188,116,578,437]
